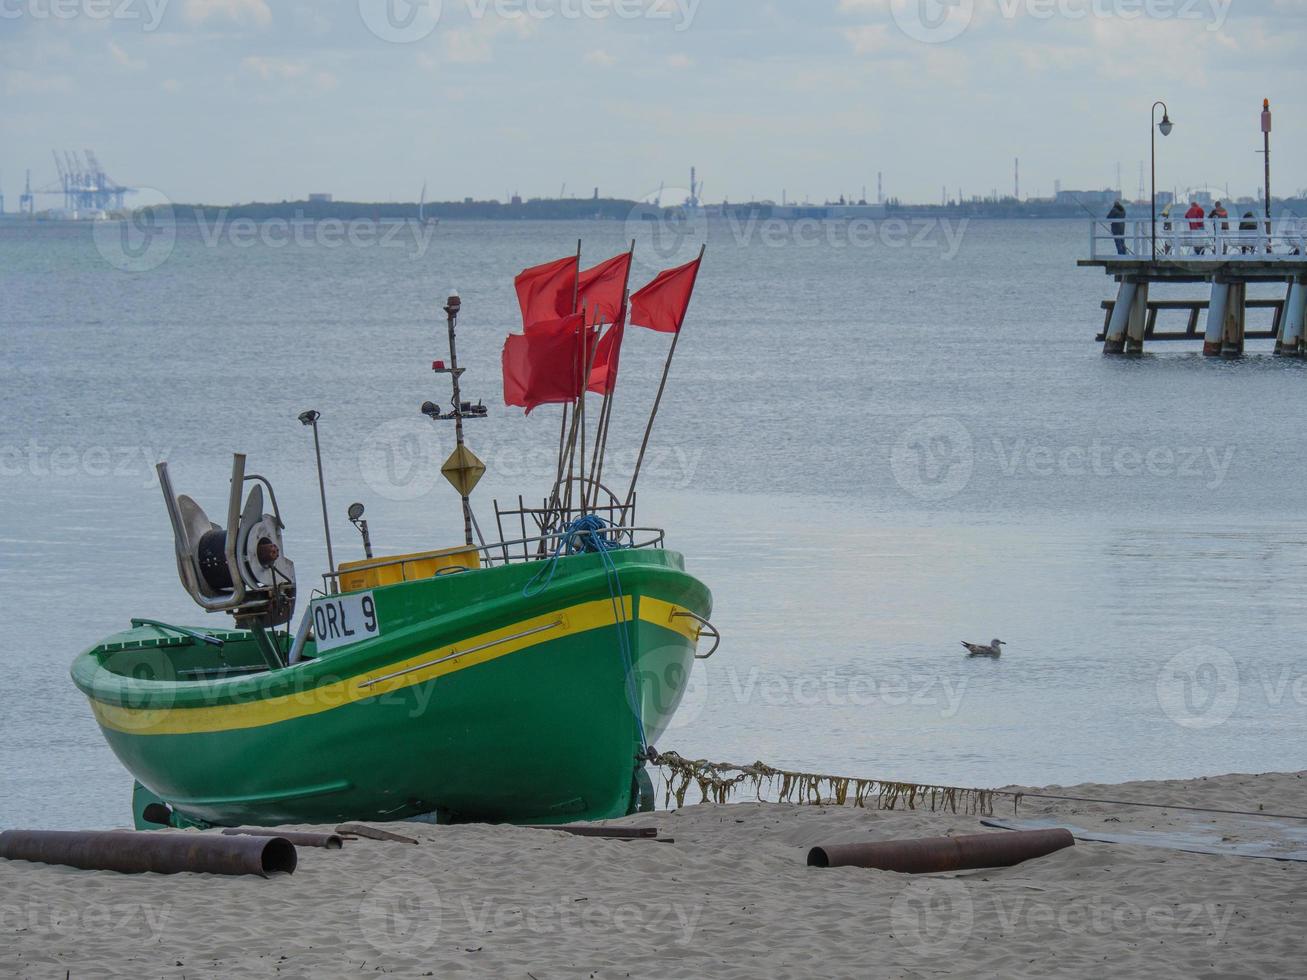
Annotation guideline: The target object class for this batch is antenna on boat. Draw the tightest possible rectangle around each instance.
[298,410,338,593]
[426,291,488,549]
[348,502,373,560]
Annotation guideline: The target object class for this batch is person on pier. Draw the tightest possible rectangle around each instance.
[1239,211,1258,254]
[1209,202,1230,253]
[1107,201,1129,255]
[1186,201,1207,254]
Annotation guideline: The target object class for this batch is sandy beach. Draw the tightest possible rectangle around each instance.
[2,770,1304,979]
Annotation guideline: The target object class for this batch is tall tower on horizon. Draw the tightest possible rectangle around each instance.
[1014,158,1020,201]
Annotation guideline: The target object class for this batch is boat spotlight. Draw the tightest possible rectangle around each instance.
[421,401,443,420]
[347,502,373,560]
[298,410,321,427]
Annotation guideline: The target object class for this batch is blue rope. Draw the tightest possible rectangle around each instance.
[523,515,648,751]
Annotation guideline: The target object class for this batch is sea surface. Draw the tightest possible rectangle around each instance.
[2,215,1305,830]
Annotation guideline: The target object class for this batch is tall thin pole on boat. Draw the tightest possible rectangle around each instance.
[543,240,584,531]
[562,311,595,520]
[588,240,636,513]
[298,410,337,594]
[623,243,705,522]
[576,304,605,517]
[444,293,476,548]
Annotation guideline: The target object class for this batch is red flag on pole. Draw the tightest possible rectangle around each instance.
[503,314,591,414]
[629,255,703,334]
[587,322,624,395]
[514,256,579,328]
[577,252,632,327]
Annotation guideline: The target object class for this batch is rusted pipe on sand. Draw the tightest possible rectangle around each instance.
[808,829,1074,873]
[0,829,297,877]
[527,826,659,840]
[221,828,344,849]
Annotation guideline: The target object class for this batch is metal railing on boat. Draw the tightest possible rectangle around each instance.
[319,526,667,593]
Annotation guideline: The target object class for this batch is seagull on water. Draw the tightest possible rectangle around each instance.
[962,639,1006,658]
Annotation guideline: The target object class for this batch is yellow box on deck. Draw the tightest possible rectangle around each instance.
[337,546,481,592]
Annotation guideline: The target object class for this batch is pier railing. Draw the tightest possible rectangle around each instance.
[1089,218,1307,261]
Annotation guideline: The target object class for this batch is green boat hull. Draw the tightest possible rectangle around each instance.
[71,549,710,827]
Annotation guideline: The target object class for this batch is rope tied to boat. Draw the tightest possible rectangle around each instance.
[642,750,1001,816]
[524,515,648,752]
[644,750,1307,824]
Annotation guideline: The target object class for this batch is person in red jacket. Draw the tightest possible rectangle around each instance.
[1185,202,1207,254]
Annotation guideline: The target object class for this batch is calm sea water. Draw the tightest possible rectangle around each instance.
[2,216,1304,830]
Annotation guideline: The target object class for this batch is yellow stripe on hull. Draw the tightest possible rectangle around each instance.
[90,597,696,737]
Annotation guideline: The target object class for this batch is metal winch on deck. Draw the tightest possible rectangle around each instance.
[158,454,297,630]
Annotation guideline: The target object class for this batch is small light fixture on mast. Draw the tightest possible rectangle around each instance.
[347,502,373,560]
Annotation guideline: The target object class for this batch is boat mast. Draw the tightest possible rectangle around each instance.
[425,293,487,548]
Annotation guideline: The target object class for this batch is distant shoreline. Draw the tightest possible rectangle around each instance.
[4,196,1304,224]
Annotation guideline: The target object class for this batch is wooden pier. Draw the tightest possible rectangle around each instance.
[1081,220,1307,356]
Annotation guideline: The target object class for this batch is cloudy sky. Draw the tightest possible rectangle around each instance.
[2,0,1304,207]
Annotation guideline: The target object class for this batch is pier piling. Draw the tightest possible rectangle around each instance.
[1277,276,1306,357]
[1103,280,1138,355]
[1082,218,1307,357]
[1125,281,1150,354]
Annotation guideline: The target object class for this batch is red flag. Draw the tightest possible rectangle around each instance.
[587,322,624,396]
[629,255,702,334]
[503,314,591,414]
[514,255,579,328]
[577,252,632,326]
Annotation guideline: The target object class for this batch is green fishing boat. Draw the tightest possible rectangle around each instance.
[71,281,717,829]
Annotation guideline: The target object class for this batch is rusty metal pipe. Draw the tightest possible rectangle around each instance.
[0,830,297,877]
[807,829,1074,873]
[526,826,659,840]
[221,828,343,849]
[336,823,420,844]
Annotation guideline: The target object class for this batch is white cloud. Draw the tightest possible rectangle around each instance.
[241,56,307,81]
[184,0,273,27]
[4,69,74,96]
[440,12,536,64]
[842,24,891,54]
[667,54,693,69]
[240,56,337,94]
[585,49,617,68]
[109,41,147,71]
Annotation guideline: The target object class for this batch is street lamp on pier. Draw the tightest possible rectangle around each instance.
[1152,101,1174,260]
